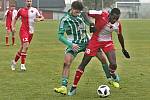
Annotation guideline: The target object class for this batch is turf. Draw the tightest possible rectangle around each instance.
[0,19,150,100]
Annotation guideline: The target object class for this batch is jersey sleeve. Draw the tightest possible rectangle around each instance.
[4,10,8,16]
[88,10,102,19]
[15,8,21,19]
[80,12,90,26]
[35,8,42,17]
[58,19,72,47]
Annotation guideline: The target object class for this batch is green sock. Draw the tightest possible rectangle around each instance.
[102,64,111,79]
[61,77,68,87]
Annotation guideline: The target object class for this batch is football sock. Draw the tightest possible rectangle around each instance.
[6,36,9,44]
[12,37,15,45]
[62,77,68,87]
[70,86,76,92]
[73,69,84,87]
[15,52,21,62]
[21,52,27,64]
[109,65,117,79]
[102,64,111,79]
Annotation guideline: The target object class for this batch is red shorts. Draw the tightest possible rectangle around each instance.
[20,31,33,44]
[85,38,115,56]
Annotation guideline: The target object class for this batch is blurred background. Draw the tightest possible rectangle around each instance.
[0,0,150,20]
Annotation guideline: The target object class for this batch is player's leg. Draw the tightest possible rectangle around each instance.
[20,34,33,71]
[105,50,120,88]
[54,52,74,95]
[11,30,16,45]
[102,41,120,88]
[68,39,99,95]
[5,29,10,46]
[20,41,29,71]
[96,49,111,79]
[10,33,23,71]
[10,46,23,70]
[68,54,93,96]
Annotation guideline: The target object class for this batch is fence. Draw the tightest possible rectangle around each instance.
[115,2,150,19]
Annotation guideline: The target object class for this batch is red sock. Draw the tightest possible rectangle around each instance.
[21,52,27,64]
[14,52,21,62]
[73,69,84,87]
[12,37,15,45]
[6,36,9,44]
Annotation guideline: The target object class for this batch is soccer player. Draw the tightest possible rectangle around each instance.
[10,0,44,71]
[54,1,112,95]
[68,8,130,96]
[3,5,17,46]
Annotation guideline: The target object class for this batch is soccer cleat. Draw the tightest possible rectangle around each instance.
[113,74,120,82]
[108,79,120,88]
[10,60,16,71]
[12,44,16,46]
[20,64,26,71]
[68,86,76,96]
[54,86,67,95]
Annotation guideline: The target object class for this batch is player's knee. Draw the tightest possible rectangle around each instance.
[64,62,71,68]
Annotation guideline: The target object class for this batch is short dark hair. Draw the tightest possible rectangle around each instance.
[71,1,84,11]
[110,8,121,15]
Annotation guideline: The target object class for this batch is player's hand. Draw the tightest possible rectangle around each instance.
[72,44,80,52]
[90,23,96,33]
[34,18,44,22]
[12,27,16,32]
[34,18,40,22]
[122,49,130,58]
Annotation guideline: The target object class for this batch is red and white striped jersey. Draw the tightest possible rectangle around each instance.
[16,7,42,34]
[88,10,122,41]
[5,9,17,26]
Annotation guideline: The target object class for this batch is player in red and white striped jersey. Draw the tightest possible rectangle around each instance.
[10,0,44,71]
[4,5,17,46]
[68,8,130,96]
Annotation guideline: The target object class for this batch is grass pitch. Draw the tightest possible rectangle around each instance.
[0,19,150,100]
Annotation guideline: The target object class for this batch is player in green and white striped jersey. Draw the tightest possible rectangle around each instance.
[58,10,90,56]
[54,1,111,95]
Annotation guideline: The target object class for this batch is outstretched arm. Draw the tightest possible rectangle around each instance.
[81,12,96,33]
[117,23,130,58]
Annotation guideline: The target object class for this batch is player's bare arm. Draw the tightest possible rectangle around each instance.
[34,16,44,22]
[117,33,130,58]
[12,17,17,32]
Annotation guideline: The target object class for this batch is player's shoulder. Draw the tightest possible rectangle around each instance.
[30,7,38,11]
[18,7,25,12]
[113,21,121,27]
[61,13,70,22]
[101,10,109,17]
[89,10,102,15]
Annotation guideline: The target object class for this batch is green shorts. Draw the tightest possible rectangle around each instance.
[65,43,87,57]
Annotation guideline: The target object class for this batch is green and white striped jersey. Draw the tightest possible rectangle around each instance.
[58,11,90,47]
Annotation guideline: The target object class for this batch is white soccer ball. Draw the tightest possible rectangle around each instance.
[97,85,110,97]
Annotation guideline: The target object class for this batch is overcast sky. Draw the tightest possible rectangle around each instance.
[140,0,150,2]
[65,0,76,4]
[65,0,150,4]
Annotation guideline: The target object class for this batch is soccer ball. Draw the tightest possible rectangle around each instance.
[97,85,110,97]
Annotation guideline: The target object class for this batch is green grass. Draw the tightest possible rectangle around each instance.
[0,19,150,100]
